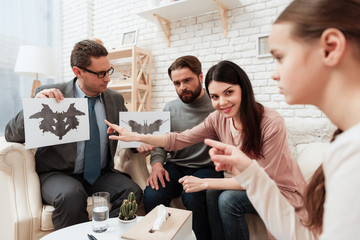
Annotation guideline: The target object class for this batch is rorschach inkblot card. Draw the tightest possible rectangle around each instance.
[119,111,170,148]
[23,98,89,149]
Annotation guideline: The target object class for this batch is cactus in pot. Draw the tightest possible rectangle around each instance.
[119,192,138,221]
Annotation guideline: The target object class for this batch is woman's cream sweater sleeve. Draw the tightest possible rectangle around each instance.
[234,161,315,240]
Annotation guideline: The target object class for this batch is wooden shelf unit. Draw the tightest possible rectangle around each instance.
[108,45,152,112]
[137,0,241,46]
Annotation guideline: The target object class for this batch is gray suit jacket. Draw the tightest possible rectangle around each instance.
[5,78,127,181]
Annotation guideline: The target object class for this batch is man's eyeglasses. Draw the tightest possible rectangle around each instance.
[79,66,114,79]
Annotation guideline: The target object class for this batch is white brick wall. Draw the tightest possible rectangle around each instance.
[60,0,336,144]
[61,0,94,81]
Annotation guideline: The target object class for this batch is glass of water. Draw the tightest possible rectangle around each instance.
[92,192,110,233]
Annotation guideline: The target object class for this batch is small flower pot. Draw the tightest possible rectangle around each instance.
[118,215,137,234]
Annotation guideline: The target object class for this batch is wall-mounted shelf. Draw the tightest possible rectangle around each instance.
[137,0,241,46]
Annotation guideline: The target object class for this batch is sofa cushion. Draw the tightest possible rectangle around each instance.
[40,197,93,231]
[296,142,329,182]
[41,205,55,231]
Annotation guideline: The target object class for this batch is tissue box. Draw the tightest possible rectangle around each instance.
[122,206,192,240]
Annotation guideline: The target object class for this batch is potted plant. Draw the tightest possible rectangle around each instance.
[118,192,138,232]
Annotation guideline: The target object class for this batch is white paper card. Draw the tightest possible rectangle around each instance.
[23,98,89,149]
[119,112,170,148]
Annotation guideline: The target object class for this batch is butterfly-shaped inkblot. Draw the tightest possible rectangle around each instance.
[121,119,169,134]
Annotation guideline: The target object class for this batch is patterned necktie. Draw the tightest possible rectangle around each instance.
[84,96,101,184]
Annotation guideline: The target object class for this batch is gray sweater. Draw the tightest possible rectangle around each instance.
[150,92,215,168]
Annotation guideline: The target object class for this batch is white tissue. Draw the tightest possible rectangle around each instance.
[152,204,169,231]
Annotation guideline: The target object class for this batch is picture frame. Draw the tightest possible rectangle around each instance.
[256,34,271,58]
[120,29,139,46]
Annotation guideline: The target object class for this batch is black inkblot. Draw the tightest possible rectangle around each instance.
[122,119,169,134]
[30,103,85,140]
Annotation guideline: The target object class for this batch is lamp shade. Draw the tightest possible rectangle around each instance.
[14,45,57,79]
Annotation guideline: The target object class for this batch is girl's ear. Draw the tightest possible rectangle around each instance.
[320,28,346,66]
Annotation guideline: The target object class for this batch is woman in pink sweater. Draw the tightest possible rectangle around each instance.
[106,60,306,240]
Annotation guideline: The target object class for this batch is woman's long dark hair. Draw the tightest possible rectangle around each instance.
[205,60,264,158]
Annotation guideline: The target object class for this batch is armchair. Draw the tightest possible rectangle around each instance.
[0,137,148,240]
[0,137,45,240]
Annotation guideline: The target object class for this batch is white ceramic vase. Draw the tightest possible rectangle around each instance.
[118,215,137,235]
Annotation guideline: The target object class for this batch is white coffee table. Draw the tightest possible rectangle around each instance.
[41,217,140,240]
[41,217,196,240]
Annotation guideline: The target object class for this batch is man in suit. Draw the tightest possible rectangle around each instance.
[143,56,224,240]
[5,39,142,229]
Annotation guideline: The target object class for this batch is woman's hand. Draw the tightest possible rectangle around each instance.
[105,120,166,147]
[204,138,252,176]
[179,176,208,193]
[105,119,138,142]
[136,143,156,153]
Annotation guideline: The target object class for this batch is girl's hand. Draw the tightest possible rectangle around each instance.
[179,175,208,193]
[105,119,137,142]
[204,138,252,175]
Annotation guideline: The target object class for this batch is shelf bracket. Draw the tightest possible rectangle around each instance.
[214,0,228,37]
[154,14,171,47]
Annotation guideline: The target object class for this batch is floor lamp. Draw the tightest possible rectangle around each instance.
[14,45,57,97]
